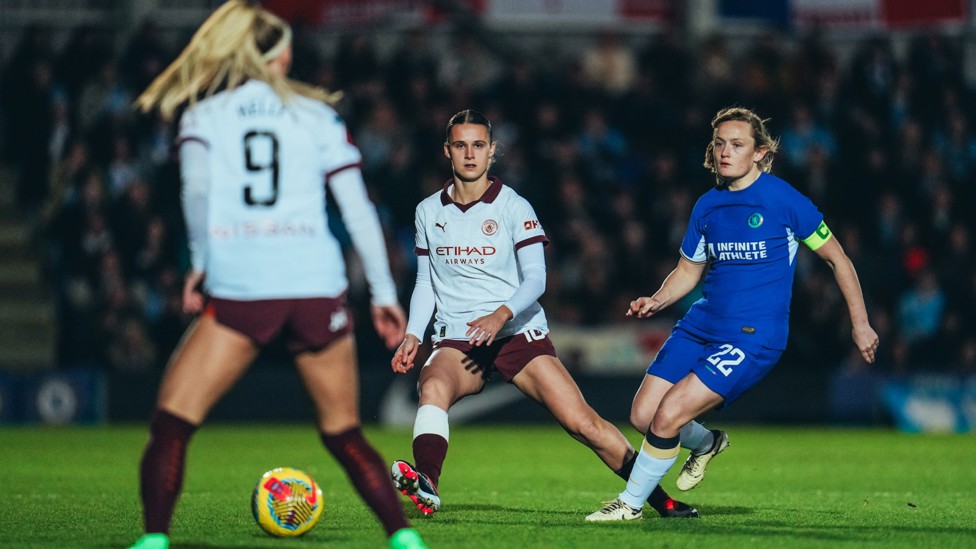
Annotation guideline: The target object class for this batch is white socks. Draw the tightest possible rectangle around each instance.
[680,421,714,454]
[619,435,679,509]
[413,404,449,442]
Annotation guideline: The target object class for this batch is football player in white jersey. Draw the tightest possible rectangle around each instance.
[388,110,698,519]
[128,3,425,549]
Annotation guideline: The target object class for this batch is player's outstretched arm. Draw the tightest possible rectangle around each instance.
[329,168,400,308]
[812,237,879,363]
[392,255,436,372]
[628,257,705,318]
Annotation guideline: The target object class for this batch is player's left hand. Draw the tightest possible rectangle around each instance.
[852,322,879,364]
[371,303,407,350]
[466,306,513,347]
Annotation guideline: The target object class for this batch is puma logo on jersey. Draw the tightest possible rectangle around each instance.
[435,222,447,232]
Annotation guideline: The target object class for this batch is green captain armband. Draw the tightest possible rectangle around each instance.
[802,220,833,251]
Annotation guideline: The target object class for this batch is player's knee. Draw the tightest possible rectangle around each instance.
[629,408,652,433]
[417,376,459,407]
[651,406,687,436]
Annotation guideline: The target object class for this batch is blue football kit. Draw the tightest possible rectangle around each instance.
[649,172,832,405]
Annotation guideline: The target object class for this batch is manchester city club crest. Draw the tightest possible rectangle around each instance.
[747,213,764,228]
[482,219,498,236]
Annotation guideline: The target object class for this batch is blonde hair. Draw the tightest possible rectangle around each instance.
[135,0,339,119]
[703,106,780,181]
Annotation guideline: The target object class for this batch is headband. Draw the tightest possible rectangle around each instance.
[261,26,292,62]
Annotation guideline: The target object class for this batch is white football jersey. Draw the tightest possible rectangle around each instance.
[415,177,549,341]
[178,80,361,300]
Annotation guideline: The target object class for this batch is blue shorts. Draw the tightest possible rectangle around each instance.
[647,325,783,408]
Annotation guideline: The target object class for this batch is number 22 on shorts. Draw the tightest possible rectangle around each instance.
[706,344,745,376]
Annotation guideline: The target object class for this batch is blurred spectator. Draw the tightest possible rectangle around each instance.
[107,317,157,372]
[957,338,976,377]
[107,136,141,197]
[638,28,692,104]
[908,32,964,124]
[356,100,405,174]
[437,33,502,94]
[110,179,157,272]
[131,215,176,284]
[372,140,421,231]
[286,19,325,85]
[931,109,976,184]
[845,36,898,133]
[939,224,974,301]
[385,29,439,116]
[56,25,113,105]
[580,30,636,98]
[1,24,54,162]
[576,107,629,186]
[41,138,90,238]
[897,268,946,354]
[892,118,925,194]
[119,20,169,93]
[77,61,132,134]
[137,111,175,169]
[48,92,73,168]
[1,21,972,378]
[334,32,381,89]
[789,142,832,207]
[692,34,734,104]
[780,101,837,171]
[12,60,56,216]
[789,28,838,103]
[736,31,790,117]
[489,56,546,131]
[898,222,930,282]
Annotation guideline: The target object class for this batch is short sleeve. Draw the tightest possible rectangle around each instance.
[177,106,209,147]
[679,196,708,263]
[509,196,548,250]
[320,109,363,177]
[801,220,833,250]
[786,186,824,241]
[414,205,429,256]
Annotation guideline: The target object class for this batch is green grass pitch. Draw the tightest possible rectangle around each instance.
[0,424,973,548]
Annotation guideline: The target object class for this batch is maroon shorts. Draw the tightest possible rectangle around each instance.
[433,329,557,382]
[204,295,353,355]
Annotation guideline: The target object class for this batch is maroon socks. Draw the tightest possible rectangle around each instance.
[412,433,448,487]
[321,427,409,536]
[139,409,197,534]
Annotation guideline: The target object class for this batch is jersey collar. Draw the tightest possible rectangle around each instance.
[440,176,503,211]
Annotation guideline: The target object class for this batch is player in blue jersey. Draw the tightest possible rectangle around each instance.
[127,3,425,548]
[587,106,879,521]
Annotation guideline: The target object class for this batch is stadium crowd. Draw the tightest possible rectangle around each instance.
[1,21,974,378]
